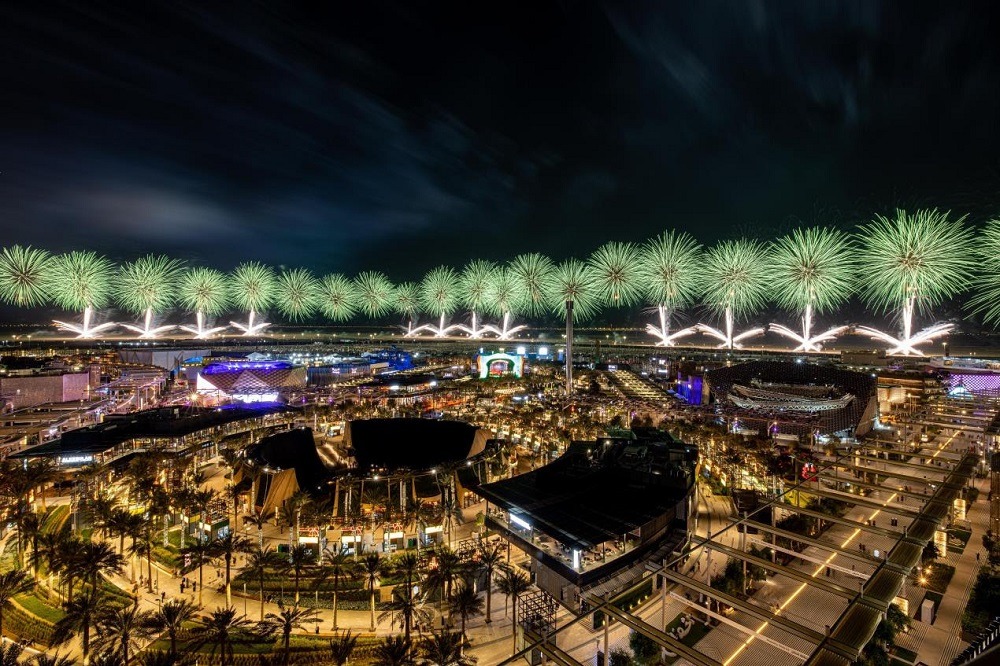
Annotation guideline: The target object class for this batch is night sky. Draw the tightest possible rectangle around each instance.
[3,1,1000,280]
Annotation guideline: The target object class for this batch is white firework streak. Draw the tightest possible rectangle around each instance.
[855,323,953,356]
[403,321,432,337]
[456,311,497,339]
[696,306,764,349]
[769,304,847,351]
[481,312,527,340]
[855,294,952,356]
[229,310,271,336]
[53,307,117,339]
[644,304,698,347]
[421,312,467,338]
[122,308,177,339]
[179,311,229,339]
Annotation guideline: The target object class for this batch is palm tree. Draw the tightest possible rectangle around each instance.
[188,607,255,666]
[387,552,424,642]
[0,569,34,638]
[147,598,198,658]
[358,552,385,631]
[172,487,195,549]
[495,566,531,654]
[403,500,435,552]
[180,540,214,607]
[283,543,314,606]
[328,630,358,666]
[314,550,356,630]
[212,532,251,607]
[379,585,433,647]
[262,602,321,666]
[425,547,464,619]
[53,536,86,603]
[54,589,109,666]
[91,602,156,666]
[0,643,24,666]
[475,541,504,624]
[148,486,173,549]
[438,496,463,548]
[447,584,483,650]
[284,492,312,546]
[77,541,125,589]
[244,509,270,548]
[31,653,78,666]
[243,546,283,621]
[103,507,141,556]
[22,511,42,579]
[419,630,473,666]
[128,522,156,593]
[373,635,414,666]
[192,488,218,543]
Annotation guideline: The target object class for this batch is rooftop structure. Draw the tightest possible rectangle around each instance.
[475,429,697,610]
[707,361,878,437]
[10,404,295,467]
[345,417,487,473]
[196,360,307,403]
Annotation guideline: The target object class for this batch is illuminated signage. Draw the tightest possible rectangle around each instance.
[59,455,94,466]
[477,353,524,379]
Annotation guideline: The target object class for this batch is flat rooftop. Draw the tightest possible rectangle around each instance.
[10,404,294,458]
[476,434,697,551]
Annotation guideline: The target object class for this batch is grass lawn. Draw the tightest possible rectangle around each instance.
[14,593,65,624]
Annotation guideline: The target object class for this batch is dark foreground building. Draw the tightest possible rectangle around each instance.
[475,429,697,611]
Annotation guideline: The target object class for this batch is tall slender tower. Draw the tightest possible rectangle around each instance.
[565,300,574,395]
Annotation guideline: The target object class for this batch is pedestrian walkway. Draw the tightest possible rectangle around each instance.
[913,476,988,665]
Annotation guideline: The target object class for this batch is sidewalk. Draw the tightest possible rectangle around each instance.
[913,475,988,665]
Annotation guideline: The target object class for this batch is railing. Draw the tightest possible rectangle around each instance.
[952,617,1000,665]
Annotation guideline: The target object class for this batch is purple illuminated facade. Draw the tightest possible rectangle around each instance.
[202,361,294,375]
[676,373,703,405]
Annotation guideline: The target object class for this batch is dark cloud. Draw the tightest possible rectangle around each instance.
[1,1,999,280]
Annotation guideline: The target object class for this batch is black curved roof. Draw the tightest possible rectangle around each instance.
[346,418,478,472]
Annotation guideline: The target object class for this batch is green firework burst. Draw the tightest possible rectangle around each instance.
[701,239,770,319]
[0,245,52,307]
[393,282,421,321]
[859,208,975,313]
[45,251,115,311]
[420,266,462,316]
[316,274,357,321]
[965,219,1000,324]
[509,253,555,318]
[229,262,277,313]
[459,259,498,312]
[588,241,644,307]
[639,230,702,310]
[353,271,394,318]
[770,227,855,313]
[484,267,519,317]
[547,259,600,321]
[116,254,185,315]
[178,267,229,316]
[276,268,319,321]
